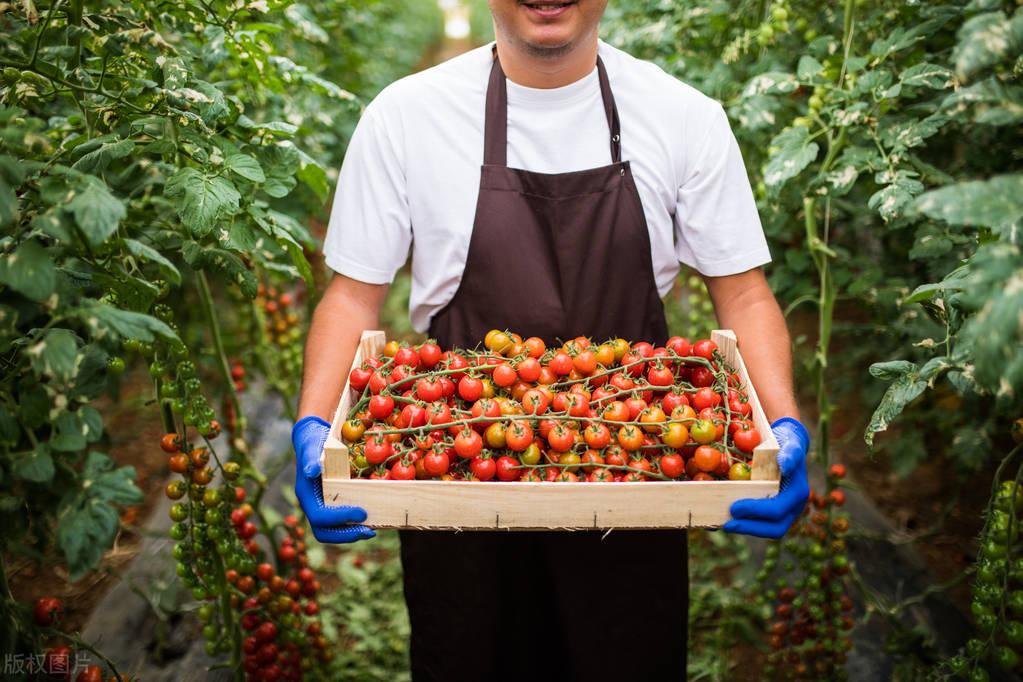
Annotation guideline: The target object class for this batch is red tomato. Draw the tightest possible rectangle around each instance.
[390,364,414,390]
[662,391,689,414]
[660,453,685,478]
[416,377,444,402]
[573,350,597,375]
[458,375,484,401]
[390,460,416,480]
[349,366,372,392]
[423,450,450,477]
[734,425,761,453]
[580,448,605,473]
[439,375,456,398]
[446,353,469,380]
[625,397,648,421]
[547,424,575,452]
[692,339,718,360]
[666,336,691,358]
[426,402,451,425]
[647,363,674,387]
[418,342,442,369]
[693,445,720,472]
[394,346,420,369]
[398,403,428,429]
[505,420,534,451]
[727,389,753,418]
[496,456,522,481]
[454,429,483,459]
[605,446,627,467]
[492,363,518,387]
[368,394,395,420]
[617,425,643,451]
[471,398,501,422]
[621,351,645,377]
[34,596,64,626]
[364,437,393,465]
[516,357,542,383]
[368,371,389,394]
[690,366,715,388]
[583,423,611,449]
[521,389,550,415]
[692,387,722,411]
[470,456,496,481]
[602,401,630,422]
[524,336,546,358]
[588,469,614,482]
[549,351,573,376]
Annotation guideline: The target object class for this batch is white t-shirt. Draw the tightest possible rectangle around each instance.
[324,40,770,333]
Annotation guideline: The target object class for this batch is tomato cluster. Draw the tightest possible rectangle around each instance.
[341,330,762,483]
[760,464,853,681]
[255,283,303,381]
[164,432,328,680]
[951,479,1023,679]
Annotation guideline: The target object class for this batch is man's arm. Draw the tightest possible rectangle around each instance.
[702,267,799,422]
[297,273,390,421]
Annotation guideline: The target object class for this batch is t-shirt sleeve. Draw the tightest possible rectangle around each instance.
[674,102,771,276]
[322,104,411,284]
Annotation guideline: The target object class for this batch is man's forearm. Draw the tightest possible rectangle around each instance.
[704,269,799,423]
[296,275,388,421]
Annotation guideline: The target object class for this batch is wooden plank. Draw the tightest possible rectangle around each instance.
[322,478,779,529]
[711,329,780,482]
[323,330,387,481]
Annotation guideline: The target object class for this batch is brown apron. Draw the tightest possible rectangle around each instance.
[400,52,687,682]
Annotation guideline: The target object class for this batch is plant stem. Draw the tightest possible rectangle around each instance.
[196,271,246,437]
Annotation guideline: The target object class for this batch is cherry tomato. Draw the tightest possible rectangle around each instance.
[470,456,497,481]
[341,419,366,442]
[496,456,522,481]
[418,342,442,369]
[485,422,507,448]
[728,462,752,480]
[391,460,416,480]
[364,437,393,465]
[416,377,444,402]
[660,453,685,478]
[458,375,484,402]
[693,445,720,472]
[75,665,104,682]
[454,429,483,459]
[661,422,689,449]
[639,406,667,433]
[603,401,630,422]
[505,420,534,451]
[692,387,722,411]
[34,596,64,626]
[423,450,449,477]
[394,346,420,369]
[427,402,452,426]
[692,339,718,360]
[547,423,575,452]
[647,364,673,387]
[690,419,717,444]
[573,350,597,375]
[160,433,181,453]
[734,426,761,453]
[369,394,395,419]
[618,425,644,451]
[349,366,372,392]
[583,423,611,449]
[522,389,550,415]
[690,366,715,388]
[492,363,518,387]
[666,336,691,358]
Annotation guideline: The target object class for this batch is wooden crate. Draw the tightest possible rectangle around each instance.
[321,330,780,529]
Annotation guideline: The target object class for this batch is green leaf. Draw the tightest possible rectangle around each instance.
[881,113,948,153]
[903,266,970,304]
[164,167,241,237]
[14,445,54,483]
[71,138,135,173]
[741,72,798,97]
[58,452,143,580]
[76,301,178,342]
[28,328,79,383]
[225,154,265,183]
[0,406,19,444]
[0,240,56,301]
[899,62,953,90]
[865,362,927,446]
[796,55,824,81]
[123,238,182,285]
[278,235,314,291]
[67,175,126,246]
[869,170,924,223]
[913,173,1023,230]
[954,11,1023,81]
[162,57,189,89]
[52,410,88,452]
[763,126,819,192]
[181,242,258,298]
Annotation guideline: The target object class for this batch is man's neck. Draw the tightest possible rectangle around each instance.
[494,35,599,89]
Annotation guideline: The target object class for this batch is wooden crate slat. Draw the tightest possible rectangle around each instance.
[711,329,780,482]
[323,479,779,529]
[323,330,387,481]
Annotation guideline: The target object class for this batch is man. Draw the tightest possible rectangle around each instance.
[290,1,810,679]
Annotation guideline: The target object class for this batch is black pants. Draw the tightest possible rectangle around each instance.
[399,530,688,681]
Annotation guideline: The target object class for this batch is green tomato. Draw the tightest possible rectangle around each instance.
[996,646,1019,669]
[169,522,188,541]
[169,503,189,522]
[1006,620,1023,646]
[191,586,207,601]
[1008,591,1023,614]
[107,356,126,374]
[198,604,215,622]
[771,5,788,21]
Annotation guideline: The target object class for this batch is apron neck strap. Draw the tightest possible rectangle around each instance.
[484,51,622,167]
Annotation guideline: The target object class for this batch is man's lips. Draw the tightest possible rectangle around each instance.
[521,2,577,19]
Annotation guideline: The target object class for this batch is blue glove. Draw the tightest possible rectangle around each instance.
[723,417,810,539]
[292,415,375,544]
